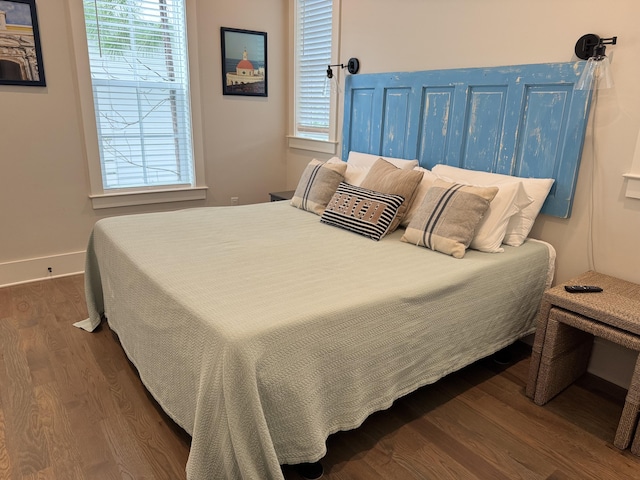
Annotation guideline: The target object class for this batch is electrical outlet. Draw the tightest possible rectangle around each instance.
[231,196,239,206]
[47,267,53,274]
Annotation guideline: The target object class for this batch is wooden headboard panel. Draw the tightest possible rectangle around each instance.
[342,62,592,218]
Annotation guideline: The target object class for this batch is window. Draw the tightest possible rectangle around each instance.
[71,0,206,208]
[290,0,338,153]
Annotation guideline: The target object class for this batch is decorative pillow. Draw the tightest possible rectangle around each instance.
[432,164,554,246]
[401,179,498,258]
[347,151,419,170]
[400,167,441,227]
[320,182,405,241]
[327,157,370,186]
[291,159,347,215]
[359,159,424,232]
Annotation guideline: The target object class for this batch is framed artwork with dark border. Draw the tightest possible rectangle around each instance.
[0,0,46,86]
[220,27,267,97]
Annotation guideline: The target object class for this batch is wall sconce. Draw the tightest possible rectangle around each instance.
[574,34,617,91]
[326,58,360,79]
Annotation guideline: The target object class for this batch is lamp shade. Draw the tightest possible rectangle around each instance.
[576,55,614,91]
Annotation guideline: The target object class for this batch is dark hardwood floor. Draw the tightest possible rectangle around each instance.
[1,275,639,479]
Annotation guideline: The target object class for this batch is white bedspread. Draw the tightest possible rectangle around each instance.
[82,201,554,479]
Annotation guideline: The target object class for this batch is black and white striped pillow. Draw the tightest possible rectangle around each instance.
[320,182,404,241]
[401,179,498,258]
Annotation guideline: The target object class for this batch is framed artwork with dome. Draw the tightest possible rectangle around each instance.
[220,27,267,97]
[0,0,46,87]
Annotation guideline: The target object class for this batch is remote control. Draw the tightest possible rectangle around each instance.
[564,285,603,293]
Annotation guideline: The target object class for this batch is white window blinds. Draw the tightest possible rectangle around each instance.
[295,0,333,140]
[83,0,194,190]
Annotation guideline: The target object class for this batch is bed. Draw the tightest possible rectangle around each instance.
[79,61,592,479]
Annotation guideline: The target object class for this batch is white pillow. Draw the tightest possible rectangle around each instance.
[401,166,441,227]
[432,165,553,247]
[327,157,370,186]
[470,181,532,253]
[427,165,531,252]
[347,151,419,170]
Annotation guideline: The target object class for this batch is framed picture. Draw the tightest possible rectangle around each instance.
[220,27,267,97]
[0,0,46,86]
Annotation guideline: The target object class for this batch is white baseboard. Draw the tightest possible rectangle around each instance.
[0,251,85,287]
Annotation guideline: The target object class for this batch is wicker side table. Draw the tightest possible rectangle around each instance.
[526,271,640,450]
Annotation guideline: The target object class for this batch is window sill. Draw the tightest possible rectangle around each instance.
[623,173,640,199]
[287,136,338,155]
[90,186,208,209]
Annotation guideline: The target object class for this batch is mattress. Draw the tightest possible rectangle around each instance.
[80,201,554,479]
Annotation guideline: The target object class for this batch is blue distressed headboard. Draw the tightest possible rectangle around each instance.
[342,62,592,218]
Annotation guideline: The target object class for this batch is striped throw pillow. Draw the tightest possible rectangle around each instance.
[320,183,405,241]
[401,179,498,258]
[291,159,347,215]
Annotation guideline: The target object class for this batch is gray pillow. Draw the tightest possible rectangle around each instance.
[401,179,498,258]
[291,159,347,215]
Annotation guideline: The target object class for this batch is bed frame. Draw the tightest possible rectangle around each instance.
[342,62,592,218]
[82,62,595,480]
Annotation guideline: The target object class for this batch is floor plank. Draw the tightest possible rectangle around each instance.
[0,318,51,478]
[1,276,640,479]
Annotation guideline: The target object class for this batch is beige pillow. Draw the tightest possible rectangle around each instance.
[291,159,347,215]
[360,159,424,232]
[400,166,441,227]
[432,164,553,247]
[401,179,498,258]
[347,151,419,170]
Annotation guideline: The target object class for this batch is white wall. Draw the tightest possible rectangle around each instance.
[0,0,288,285]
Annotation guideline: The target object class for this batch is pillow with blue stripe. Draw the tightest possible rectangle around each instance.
[291,158,347,215]
[401,179,498,258]
[320,182,405,241]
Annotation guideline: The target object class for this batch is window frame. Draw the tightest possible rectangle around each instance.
[68,0,207,209]
[288,0,341,155]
